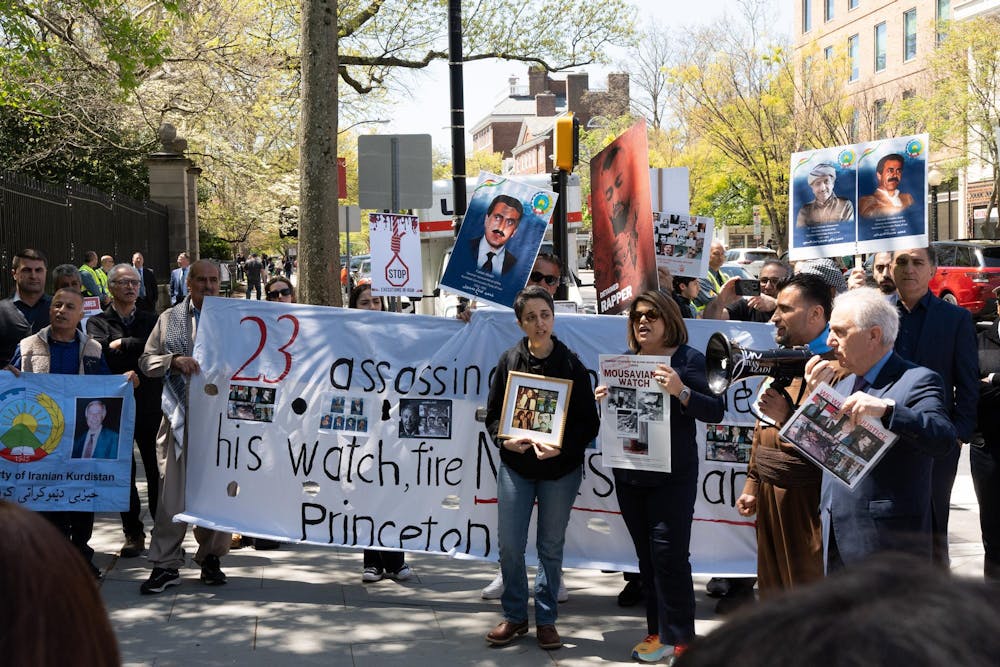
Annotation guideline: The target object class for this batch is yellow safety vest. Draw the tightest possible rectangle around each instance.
[79,263,109,299]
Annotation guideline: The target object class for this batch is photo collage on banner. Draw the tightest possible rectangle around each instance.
[320,395,371,435]
[439,172,556,309]
[227,384,277,423]
[654,212,715,280]
[789,133,928,261]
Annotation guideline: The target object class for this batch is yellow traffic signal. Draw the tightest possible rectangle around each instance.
[554,113,580,173]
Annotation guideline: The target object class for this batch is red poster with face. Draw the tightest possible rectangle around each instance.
[590,121,657,314]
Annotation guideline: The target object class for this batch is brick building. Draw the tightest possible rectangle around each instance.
[470,68,629,175]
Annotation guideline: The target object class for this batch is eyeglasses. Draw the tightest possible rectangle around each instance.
[759,277,782,284]
[529,271,559,286]
[629,308,661,323]
[266,287,292,300]
[111,279,140,287]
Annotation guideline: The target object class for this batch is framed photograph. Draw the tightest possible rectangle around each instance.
[498,371,573,448]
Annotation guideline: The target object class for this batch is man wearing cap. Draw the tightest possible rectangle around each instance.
[796,163,855,228]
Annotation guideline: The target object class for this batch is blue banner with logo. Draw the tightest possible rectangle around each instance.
[0,373,134,511]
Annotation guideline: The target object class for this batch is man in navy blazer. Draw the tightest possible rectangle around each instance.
[890,247,979,566]
[168,252,190,305]
[806,288,956,569]
[72,400,119,459]
[132,252,159,312]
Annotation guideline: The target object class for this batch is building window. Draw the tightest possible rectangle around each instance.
[904,9,917,61]
[848,34,859,81]
[874,22,886,72]
[824,45,834,60]
[849,0,859,9]
[874,99,887,139]
[803,0,812,33]
[937,0,950,43]
[825,0,834,22]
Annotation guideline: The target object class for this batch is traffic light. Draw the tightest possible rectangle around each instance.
[554,113,580,173]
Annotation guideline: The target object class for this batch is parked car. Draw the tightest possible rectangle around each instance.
[929,240,1000,320]
[724,247,778,277]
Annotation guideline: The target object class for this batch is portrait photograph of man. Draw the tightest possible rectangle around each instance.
[72,398,123,460]
[795,163,855,228]
[858,153,914,219]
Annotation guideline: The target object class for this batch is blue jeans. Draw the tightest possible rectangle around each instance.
[497,462,581,626]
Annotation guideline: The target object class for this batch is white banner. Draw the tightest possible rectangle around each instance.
[0,373,134,511]
[179,297,775,575]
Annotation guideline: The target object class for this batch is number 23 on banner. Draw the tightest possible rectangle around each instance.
[231,314,300,384]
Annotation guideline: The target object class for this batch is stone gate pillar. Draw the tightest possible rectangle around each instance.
[147,124,200,261]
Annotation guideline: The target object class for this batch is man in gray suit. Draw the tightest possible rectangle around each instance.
[805,288,956,569]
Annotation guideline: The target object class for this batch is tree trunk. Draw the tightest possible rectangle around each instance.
[298,0,341,306]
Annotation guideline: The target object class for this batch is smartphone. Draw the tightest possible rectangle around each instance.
[736,279,761,297]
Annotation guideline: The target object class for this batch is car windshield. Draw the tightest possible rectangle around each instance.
[982,247,1000,267]
[746,251,776,262]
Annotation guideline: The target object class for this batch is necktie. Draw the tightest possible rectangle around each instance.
[181,267,188,295]
[851,375,869,393]
[137,270,146,298]
[482,252,495,273]
[84,433,96,459]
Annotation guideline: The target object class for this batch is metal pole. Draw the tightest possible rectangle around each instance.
[551,169,569,300]
[389,138,401,312]
[448,0,466,235]
[931,184,939,241]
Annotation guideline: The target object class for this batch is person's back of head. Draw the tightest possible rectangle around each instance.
[0,501,120,665]
[677,553,1000,667]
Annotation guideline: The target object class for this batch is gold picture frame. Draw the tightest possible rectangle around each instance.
[498,371,573,448]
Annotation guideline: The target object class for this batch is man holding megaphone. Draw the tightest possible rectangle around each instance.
[735,273,841,598]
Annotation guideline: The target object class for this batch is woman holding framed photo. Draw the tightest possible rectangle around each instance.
[484,286,600,651]
[595,290,724,663]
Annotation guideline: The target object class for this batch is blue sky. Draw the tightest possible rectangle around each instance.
[380,0,792,150]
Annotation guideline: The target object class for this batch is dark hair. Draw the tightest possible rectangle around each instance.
[348,283,380,309]
[513,285,555,320]
[265,276,295,301]
[534,252,563,276]
[486,194,523,220]
[52,287,84,303]
[672,275,697,294]
[627,290,687,352]
[778,273,833,321]
[12,249,48,270]
[0,501,120,665]
[83,250,98,263]
[677,553,1000,667]
[601,144,622,171]
[876,152,905,173]
[760,259,791,276]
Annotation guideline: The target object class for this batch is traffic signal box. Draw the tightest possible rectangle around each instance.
[554,113,580,173]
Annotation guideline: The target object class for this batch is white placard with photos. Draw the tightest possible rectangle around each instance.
[653,212,714,280]
[498,372,573,449]
[598,354,672,473]
[778,382,897,490]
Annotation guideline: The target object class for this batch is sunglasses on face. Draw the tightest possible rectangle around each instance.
[629,308,661,323]
[266,287,292,300]
[529,271,559,286]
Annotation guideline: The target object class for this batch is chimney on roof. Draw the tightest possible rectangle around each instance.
[508,75,518,95]
[535,92,556,117]
[528,67,548,97]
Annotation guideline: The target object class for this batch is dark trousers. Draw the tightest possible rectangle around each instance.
[930,444,961,566]
[40,511,95,563]
[121,414,161,537]
[616,476,697,646]
[971,443,1000,580]
[364,549,404,573]
[246,282,261,300]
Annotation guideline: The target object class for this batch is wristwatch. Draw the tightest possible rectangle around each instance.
[881,398,896,428]
[678,386,692,403]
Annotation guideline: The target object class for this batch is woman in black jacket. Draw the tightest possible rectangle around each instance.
[596,290,724,663]
[484,286,599,651]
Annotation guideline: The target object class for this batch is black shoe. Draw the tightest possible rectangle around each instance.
[121,533,145,558]
[200,554,227,586]
[140,567,180,594]
[252,538,280,550]
[714,587,756,615]
[617,579,643,607]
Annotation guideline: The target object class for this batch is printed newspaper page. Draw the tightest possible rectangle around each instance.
[778,382,897,490]
[598,354,671,472]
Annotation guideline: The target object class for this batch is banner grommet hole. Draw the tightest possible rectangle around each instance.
[226,481,239,497]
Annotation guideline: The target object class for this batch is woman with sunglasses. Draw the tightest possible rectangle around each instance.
[264,277,295,303]
[595,291,724,663]
[347,282,413,582]
[484,286,599,651]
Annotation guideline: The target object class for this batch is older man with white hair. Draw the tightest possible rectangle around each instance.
[796,163,855,227]
[805,287,955,569]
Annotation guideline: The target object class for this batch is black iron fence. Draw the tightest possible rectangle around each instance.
[0,171,169,297]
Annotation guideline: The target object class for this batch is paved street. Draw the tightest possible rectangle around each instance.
[95,445,986,666]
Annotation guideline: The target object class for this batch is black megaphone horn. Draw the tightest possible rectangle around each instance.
[705,332,815,396]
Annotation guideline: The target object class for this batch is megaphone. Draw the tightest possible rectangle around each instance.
[705,332,815,396]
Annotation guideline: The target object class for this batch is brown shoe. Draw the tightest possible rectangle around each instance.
[536,624,562,650]
[486,620,529,646]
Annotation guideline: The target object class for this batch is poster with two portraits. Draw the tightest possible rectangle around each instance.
[789,134,929,260]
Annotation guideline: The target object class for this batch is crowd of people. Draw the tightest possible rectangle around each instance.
[2,241,998,664]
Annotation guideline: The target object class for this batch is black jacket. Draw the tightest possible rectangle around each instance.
[486,335,600,480]
[86,305,163,416]
[978,322,1000,445]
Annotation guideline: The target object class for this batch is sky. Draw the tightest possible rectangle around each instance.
[379,0,792,151]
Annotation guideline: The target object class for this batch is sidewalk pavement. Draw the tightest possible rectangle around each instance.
[97,448,987,666]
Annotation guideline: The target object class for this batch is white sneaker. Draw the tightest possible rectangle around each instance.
[388,564,412,581]
[558,578,569,603]
[362,566,383,583]
[482,570,504,599]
